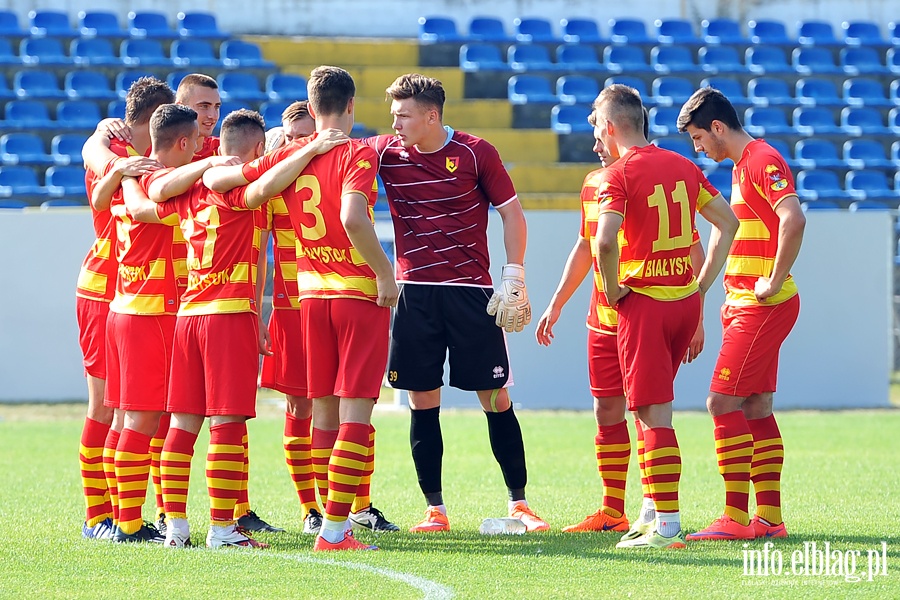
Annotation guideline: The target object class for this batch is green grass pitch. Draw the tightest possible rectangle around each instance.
[1,403,898,599]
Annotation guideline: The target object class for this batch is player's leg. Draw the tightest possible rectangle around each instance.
[100,311,124,531]
[744,392,787,538]
[285,394,322,533]
[149,412,170,532]
[349,423,400,533]
[619,414,657,541]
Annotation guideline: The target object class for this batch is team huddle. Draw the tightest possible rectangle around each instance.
[75,66,803,552]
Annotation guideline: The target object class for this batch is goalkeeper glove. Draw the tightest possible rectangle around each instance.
[486,263,532,333]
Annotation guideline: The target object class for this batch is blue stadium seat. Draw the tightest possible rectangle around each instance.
[842,21,888,47]
[115,71,155,100]
[65,71,116,101]
[0,10,26,38]
[418,16,463,43]
[128,11,178,39]
[846,170,899,201]
[840,47,888,76]
[604,45,652,73]
[704,168,733,199]
[647,106,680,136]
[121,39,172,67]
[766,138,799,170]
[507,75,556,104]
[28,10,77,37]
[221,40,275,69]
[57,100,102,129]
[46,165,87,197]
[266,74,307,102]
[468,17,513,42]
[259,101,290,127]
[655,19,699,45]
[107,100,126,119]
[650,45,696,73]
[796,169,851,201]
[0,199,27,209]
[0,39,18,66]
[840,106,886,136]
[792,47,842,75]
[747,77,798,106]
[556,75,599,105]
[891,22,900,46]
[844,139,894,170]
[888,48,900,75]
[801,200,842,211]
[20,37,72,65]
[217,72,267,102]
[51,133,88,166]
[4,100,54,129]
[604,76,654,107]
[0,74,15,101]
[849,199,895,210]
[556,44,607,72]
[698,45,745,74]
[78,10,127,38]
[744,106,794,136]
[797,20,840,46]
[14,70,66,100]
[177,11,228,39]
[560,18,603,43]
[749,19,793,45]
[890,80,900,105]
[701,77,750,108]
[793,106,842,135]
[746,46,791,74]
[171,40,221,67]
[654,137,699,164]
[514,17,561,43]
[550,104,592,134]
[843,78,891,108]
[508,44,556,72]
[41,198,86,209]
[166,71,191,91]
[795,77,842,106]
[0,166,49,199]
[795,139,843,169]
[651,76,693,106]
[0,133,54,166]
[70,38,121,66]
[460,44,510,71]
[608,18,652,45]
[213,102,252,133]
[701,18,749,45]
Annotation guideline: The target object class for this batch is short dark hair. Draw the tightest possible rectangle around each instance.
[150,103,198,150]
[175,73,218,103]
[385,73,445,118]
[591,84,644,135]
[220,108,266,156]
[125,77,175,126]
[282,100,311,124]
[307,66,355,117]
[676,87,742,133]
[588,103,650,138]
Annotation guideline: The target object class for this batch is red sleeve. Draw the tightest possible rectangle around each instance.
[474,139,517,208]
[597,168,625,218]
[154,197,181,226]
[342,144,379,201]
[241,144,294,182]
[749,149,797,209]
[140,167,175,192]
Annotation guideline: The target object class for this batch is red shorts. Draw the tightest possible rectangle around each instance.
[76,297,109,379]
[588,328,624,398]
[710,294,800,398]
[105,312,176,411]
[616,291,701,410]
[259,308,307,397]
[301,297,389,400]
[167,313,260,418]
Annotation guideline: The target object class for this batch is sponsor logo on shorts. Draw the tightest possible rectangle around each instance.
[493,366,505,379]
[718,367,731,381]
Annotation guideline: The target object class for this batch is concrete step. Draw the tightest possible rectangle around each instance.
[281,65,465,101]
[246,36,418,68]
[507,162,596,194]
[517,193,581,210]
[355,98,511,131]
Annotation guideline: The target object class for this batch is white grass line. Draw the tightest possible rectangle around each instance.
[273,552,454,600]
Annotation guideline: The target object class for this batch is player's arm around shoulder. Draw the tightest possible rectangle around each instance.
[122,176,164,224]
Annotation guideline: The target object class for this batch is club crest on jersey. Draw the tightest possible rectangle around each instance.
[399,150,410,161]
[357,159,372,170]
[446,156,459,173]
[766,164,788,191]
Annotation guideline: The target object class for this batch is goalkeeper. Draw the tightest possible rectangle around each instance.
[361,73,549,534]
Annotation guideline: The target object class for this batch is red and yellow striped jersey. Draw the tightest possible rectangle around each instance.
[157,181,266,316]
[598,145,717,301]
[726,139,799,306]
[267,195,300,309]
[109,169,182,315]
[580,168,619,335]
[193,136,220,161]
[76,140,142,302]
[243,135,381,302]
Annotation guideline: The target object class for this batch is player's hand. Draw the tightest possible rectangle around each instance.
[683,318,705,364]
[258,318,273,356]
[606,285,631,307]
[116,156,163,177]
[208,155,243,168]
[309,128,350,154]
[376,276,399,308]
[754,277,781,302]
[98,118,131,142]
[486,264,532,333]
[535,305,560,346]
[265,127,285,154]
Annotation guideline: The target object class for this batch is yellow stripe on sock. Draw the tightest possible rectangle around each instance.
[645,463,682,476]
[644,447,681,461]
[715,433,754,449]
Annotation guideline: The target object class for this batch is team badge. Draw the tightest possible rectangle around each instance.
[446,156,459,173]
[766,164,788,191]
[718,367,731,381]
[356,159,371,169]
[740,169,745,184]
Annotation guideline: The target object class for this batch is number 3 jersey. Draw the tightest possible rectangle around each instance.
[242,135,381,303]
[597,144,719,301]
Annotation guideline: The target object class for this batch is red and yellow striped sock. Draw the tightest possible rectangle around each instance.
[713,410,754,525]
[115,428,152,535]
[80,417,112,526]
[207,421,246,525]
[747,414,785,525]
[595,420,630,519]
[161,427,198,519]
[102,428,120,524]
[644,426,681,514]
[284,413,318,515]
[351,425,376,514]
[324,422,370,527]
[635,419,652,501]
[149,412,170,520]
[232,428,251,520]
[312,427,338,508]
